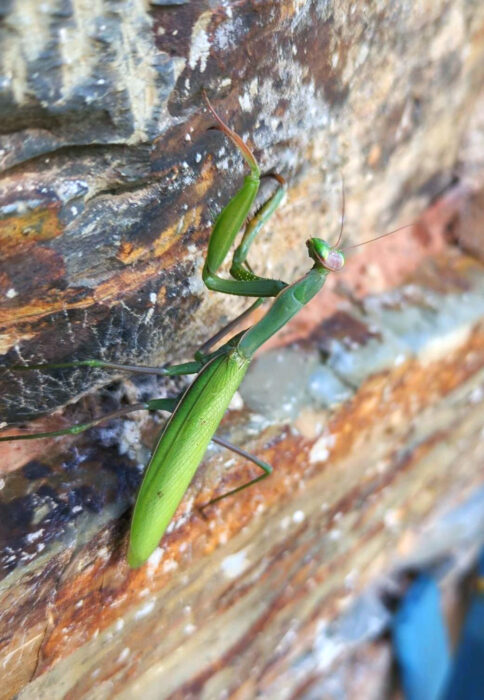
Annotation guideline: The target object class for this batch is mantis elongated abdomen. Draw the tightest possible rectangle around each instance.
[128,349,249,568]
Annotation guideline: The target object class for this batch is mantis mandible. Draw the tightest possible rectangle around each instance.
[1,92,349,568]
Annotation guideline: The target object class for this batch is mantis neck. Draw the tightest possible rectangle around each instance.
[238,266,330,359]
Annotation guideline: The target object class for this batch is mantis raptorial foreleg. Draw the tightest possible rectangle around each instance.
[230,173,286,281]
[201,92,287,298]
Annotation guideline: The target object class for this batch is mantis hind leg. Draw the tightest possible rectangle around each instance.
[199,435,272,513]
[0,397,179,442]
[0,400,272,510]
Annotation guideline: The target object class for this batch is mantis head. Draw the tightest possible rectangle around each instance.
[306,238,345,271]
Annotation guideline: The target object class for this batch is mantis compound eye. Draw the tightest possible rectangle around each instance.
[324,250,345,271]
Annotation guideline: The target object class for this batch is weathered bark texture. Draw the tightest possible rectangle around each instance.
[1,1,484,699]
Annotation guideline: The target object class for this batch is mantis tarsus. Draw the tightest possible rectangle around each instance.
[1,92,351,568]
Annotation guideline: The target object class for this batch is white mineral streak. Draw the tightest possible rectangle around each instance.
[419,325,471,366]
[116,5,160,140]
[134,600,155,619]
[221,548,250,578]
[238,91,252,112]
[58,2,97,94]
[309,433,335,464]
[188,11,212,73]
[3,0,162,139]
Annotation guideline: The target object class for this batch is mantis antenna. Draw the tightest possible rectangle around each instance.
[334,174,345,249]
[341,223,415,251]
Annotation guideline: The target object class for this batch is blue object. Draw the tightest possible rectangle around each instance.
[443,550,484,700]
[393,574,451,700]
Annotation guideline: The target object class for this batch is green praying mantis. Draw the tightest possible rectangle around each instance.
[0,92,400,568]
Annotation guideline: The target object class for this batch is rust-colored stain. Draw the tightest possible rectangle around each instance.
[0,246,67,321]
[153,206,203,259]
[0,205,62,258]
[0,205,68,328]
[115,240,138,264]
[193,157,215,198]
[0,226,201,329]
[328,323,484,465]
[0,156,215,372]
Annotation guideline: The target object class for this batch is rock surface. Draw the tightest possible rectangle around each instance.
[1,2,484,699]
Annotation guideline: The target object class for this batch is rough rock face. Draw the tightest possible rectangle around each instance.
[0,1,484,699]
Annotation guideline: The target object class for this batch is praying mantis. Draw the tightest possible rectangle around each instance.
[1,92,362,568]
